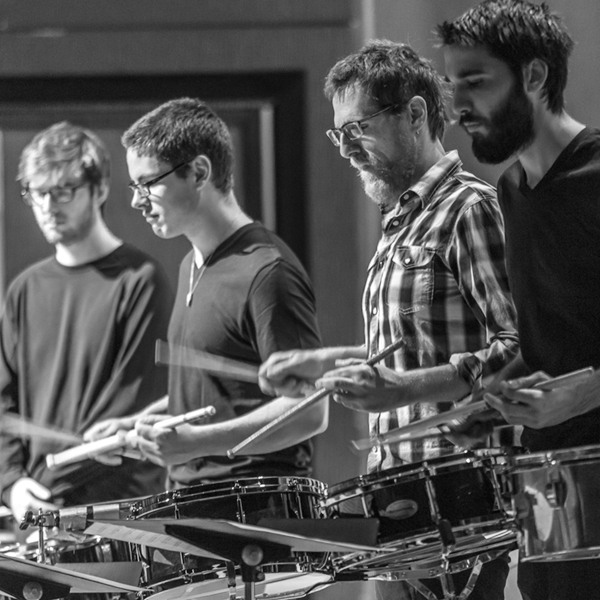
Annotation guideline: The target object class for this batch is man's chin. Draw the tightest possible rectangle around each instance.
[471,139,515,165]
[360,175,395,206]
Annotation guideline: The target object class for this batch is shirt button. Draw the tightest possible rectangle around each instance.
[372,306,378,315]
[404,258,411,265]
[403,194,410,201]
[391,220,399,227]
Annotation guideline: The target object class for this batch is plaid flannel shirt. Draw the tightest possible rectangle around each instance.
[364,151,518,471]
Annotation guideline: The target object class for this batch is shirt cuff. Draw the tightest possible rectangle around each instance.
[449,353,483,389]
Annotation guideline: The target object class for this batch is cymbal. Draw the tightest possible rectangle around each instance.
[0,553,145,594]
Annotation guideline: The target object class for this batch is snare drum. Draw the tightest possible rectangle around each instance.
[130,476,333,600]
[510,444,600,561]
[324,450,516,578]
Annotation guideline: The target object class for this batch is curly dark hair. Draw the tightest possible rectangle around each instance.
[436,0,574,113]
[324,39,449,141]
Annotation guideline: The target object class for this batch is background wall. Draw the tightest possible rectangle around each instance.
[0,1,598,599]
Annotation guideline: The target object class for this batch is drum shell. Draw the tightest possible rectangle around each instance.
[131,476,326,523]
[130,476,329,595]
[510,445,600,561]
[325,452,502,544]
[324,450,516,576]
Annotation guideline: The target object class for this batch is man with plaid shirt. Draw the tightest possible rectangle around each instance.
[259,40,518,599]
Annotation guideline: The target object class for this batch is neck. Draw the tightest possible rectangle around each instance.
[382,137,445,212]
[188,191,252,264]
[55,220,122,267]
[518,110,585,188]
[413,137,446,182]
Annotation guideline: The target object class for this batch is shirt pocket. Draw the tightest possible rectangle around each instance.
[392,246,435,315]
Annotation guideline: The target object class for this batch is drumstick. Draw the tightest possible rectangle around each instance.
[46,405,216,469]
[155,340,259,384]
[226,338,407,458]
[352,366,594,451]
[0,413,82,445]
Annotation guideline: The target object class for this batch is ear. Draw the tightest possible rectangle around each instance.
[523,58,548,95]
[93,180,110,207]
[190,155,212,190]
[406,96,428,133]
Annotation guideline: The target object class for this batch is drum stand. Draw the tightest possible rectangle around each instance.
[403,519,486,600]
[163,523,310,600]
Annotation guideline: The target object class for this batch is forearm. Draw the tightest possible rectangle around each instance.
[139,396,169,416]
[176,395,328,460]
[398,363,472,406]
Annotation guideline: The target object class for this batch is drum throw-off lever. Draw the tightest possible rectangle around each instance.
[437,518,456,550]
[19,509,58,531]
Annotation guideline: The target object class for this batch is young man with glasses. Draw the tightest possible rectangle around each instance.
[0,121,173,524]
[85,98,326,488]
[259,41,518,600]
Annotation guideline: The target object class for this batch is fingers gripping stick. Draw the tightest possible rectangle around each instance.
[226,338,406,458]
[45,406,216,469]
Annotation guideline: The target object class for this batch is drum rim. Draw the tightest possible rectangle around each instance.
[133,476,326,514]
[325,451,490,502]
[512,443,600,466]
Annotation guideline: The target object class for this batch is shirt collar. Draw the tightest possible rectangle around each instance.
[382,150,463,233]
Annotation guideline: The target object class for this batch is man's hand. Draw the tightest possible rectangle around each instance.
[10,477,58,524]
[485,370,581,429]
[443,409,500,449]
[132,415,196,466]
[82,416,141,465]
[83,416,137,442]
[315,362,412,413]
[259,349,336,397]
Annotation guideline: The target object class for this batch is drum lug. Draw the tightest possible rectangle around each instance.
[545,477,567,508]
[513,491,532,521]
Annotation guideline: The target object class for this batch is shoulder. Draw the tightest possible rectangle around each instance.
[448,169,498,205]
[5,256,57,295]
[434,169,502,228]
[565,126,600,164]
[231,223,310,278]
[103,243,170,285]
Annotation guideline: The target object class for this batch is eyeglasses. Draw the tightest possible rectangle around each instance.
[128,162,187,199]
[326,104,401,147]
[21,182,88,207]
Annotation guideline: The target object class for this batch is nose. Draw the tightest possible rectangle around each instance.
[450,86,470,119]
[130,190,149,210]
[338,133,361,160]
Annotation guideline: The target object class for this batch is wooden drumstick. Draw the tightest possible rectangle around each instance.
[0,413,82,445]
[46,405,216,469]
[352,366,595,451]
[226,338,407,458]
[155,340,259,384]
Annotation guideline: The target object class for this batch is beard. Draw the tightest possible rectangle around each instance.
[462,80,535,165]
[357,153,415,212]
[35,199,96,246]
